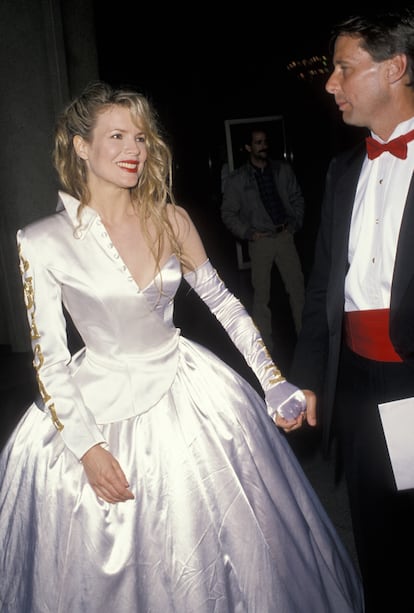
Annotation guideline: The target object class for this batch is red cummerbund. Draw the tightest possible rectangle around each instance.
[343,308,402,362]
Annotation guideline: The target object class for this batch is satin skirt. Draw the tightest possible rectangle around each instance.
[0,338,364,612]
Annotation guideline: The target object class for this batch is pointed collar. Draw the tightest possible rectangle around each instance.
[57,191,98,238]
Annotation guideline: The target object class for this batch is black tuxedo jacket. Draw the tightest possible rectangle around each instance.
[290,141,414,448]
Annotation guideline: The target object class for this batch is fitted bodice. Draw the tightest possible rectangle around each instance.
[65,251,182,357]
[17,193,189,428]
[66,250,184,424]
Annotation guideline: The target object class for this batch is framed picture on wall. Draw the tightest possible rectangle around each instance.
[223,115,288,269]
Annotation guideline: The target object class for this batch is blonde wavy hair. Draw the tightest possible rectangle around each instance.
[53,80,191,271]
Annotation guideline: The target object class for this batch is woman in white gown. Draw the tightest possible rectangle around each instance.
[0,81,364,612]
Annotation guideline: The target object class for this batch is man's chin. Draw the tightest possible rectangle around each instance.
[341,110,363,128]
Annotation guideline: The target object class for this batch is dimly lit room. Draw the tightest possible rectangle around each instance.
[1,3,412,611]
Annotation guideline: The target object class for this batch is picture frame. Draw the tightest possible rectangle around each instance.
[223,115,287,270]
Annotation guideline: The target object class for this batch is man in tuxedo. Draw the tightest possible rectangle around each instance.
[290,9,414,612]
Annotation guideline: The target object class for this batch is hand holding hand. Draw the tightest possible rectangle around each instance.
[81,444,135,504]
[265,380,307,420]
[273,389,317,433]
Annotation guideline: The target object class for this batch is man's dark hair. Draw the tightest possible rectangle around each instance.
[330,8,414,88]
[244,124,268,146]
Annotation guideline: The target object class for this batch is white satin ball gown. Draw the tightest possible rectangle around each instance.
[0,192,364,612]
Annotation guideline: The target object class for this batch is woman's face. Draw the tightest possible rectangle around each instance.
[75,105,148,189]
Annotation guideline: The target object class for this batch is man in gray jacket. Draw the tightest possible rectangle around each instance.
[221,126,305,353]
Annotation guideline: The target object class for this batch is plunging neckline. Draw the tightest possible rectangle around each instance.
[91,208,178,292]
[139,254,178,292]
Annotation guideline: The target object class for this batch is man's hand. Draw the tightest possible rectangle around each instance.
[81,444,135,504]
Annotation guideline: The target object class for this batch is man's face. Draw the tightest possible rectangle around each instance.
[246,131,268,162]
[325,34,393,131]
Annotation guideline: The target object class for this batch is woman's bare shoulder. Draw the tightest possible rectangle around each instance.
[166,202,191,220]
[165,203,206,266]
[166,203,193,234]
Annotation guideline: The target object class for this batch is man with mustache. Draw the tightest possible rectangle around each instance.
[221,126,305,356]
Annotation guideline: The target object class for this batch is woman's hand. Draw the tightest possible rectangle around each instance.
[273,389,317,433]
[81,444,135,503]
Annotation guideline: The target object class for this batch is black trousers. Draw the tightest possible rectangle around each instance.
[335,345,414,613]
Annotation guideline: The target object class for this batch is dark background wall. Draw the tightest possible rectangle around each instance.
[0,2,383,350]
[0,0,98,350]
[93,3,369,289]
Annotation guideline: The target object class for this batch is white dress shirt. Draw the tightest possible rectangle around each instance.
[345,117,414,311]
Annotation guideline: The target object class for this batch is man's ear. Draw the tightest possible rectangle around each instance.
[73,135,88,160]
[386,53,408,84]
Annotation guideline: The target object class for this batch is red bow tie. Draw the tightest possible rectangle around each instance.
[366,129,414,160]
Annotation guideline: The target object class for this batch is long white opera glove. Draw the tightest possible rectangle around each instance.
[184,260,306,420]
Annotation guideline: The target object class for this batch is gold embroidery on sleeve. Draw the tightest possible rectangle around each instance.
[19,243,64,432]
[18,246,40,340]
[33,345,64,431]
[258,339,286,385]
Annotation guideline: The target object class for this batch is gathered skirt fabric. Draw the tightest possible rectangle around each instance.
[0,338,364,612]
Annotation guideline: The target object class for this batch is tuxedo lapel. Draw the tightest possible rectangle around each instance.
[328,145,365,309]
[333,149,365,256]
[391,172,414,308]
